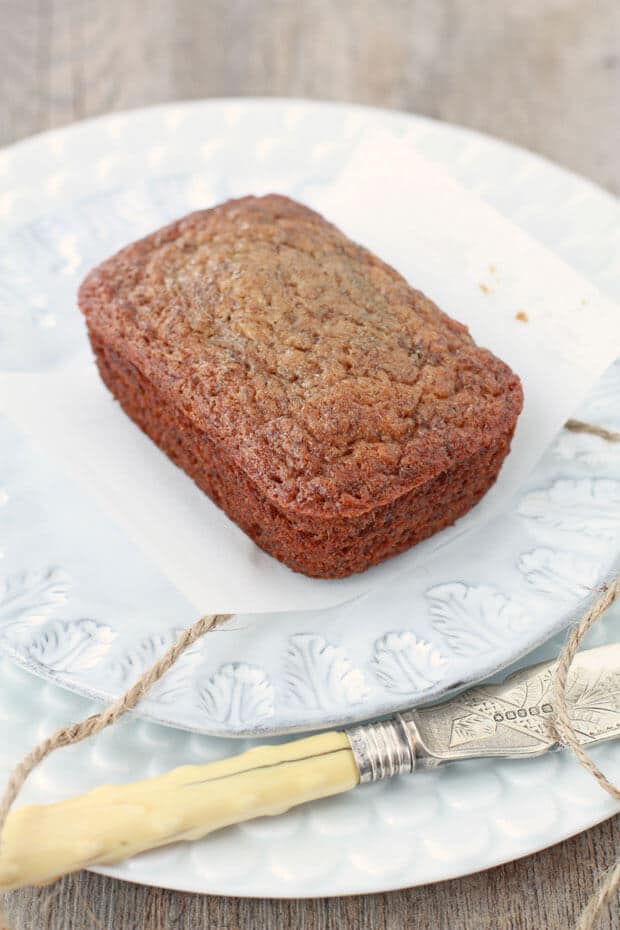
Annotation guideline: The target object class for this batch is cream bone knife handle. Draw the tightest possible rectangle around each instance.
[3,644,619,891]
[0,718,417,891]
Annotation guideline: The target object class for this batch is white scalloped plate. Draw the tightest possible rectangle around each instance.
[1,612,619,897]
[0,100,619,739]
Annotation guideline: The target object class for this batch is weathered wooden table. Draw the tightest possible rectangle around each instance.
[1,2,618,927]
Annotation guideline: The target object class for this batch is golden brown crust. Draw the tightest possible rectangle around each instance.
[79,194,523,577]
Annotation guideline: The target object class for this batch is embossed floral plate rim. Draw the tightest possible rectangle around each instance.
[1,551,619,741]
[1,608,619,898]
[0,98,619,737]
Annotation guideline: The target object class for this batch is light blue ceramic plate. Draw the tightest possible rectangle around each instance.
[0,100,618,736]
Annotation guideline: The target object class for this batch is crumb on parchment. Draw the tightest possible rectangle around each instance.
[515,310,529,322]
[479,283,491,295]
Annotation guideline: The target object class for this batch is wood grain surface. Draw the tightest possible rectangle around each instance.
[0,1,619,928]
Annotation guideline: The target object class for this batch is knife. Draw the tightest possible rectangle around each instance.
[1,644,619,891]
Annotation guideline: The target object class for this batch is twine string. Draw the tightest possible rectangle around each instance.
[564,419,620,444]
[558,414,620,930]
[553,578,620,803]
[0,612,230,840]
[553,576,620,930]
[0,594,619,930]
[0,588,618,930]
[0,421,618,925]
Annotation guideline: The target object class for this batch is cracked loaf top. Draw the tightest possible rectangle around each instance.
[79,194,523,517]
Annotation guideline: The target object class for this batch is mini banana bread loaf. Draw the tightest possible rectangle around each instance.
[79,194,523,578]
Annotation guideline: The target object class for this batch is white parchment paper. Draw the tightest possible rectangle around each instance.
[2,133,618,613]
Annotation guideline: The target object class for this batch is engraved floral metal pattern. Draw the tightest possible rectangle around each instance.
[566,668,620,740]
[426,650,620,756]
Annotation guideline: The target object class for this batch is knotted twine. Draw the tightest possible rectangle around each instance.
[553,575,620,930]
[553,413,620,929]
[0,418,618,928]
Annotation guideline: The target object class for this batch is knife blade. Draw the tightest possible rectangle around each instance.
[406,642,620,767]
[1,644,618,891]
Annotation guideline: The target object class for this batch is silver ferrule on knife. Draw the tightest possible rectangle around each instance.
[1,644,618,891]
[346,713,418,783]
[348,643,620,780]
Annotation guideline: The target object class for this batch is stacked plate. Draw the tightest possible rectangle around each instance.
[0,99,618,895]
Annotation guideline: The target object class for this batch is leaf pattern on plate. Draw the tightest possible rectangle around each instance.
[426,583,531,657]
[198,663,274,725]
[0,567,71,636]
[284,634,370,709]
[371,633,447,694]
[518,547,599,601]
[22,618,116,673]
[0,178,202,370]
[0,224,60,326]
[0,104,618,737]
[552,430,620,470]
[518,478,620,539]
[577,360,620,424]
[109,629,203,704]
